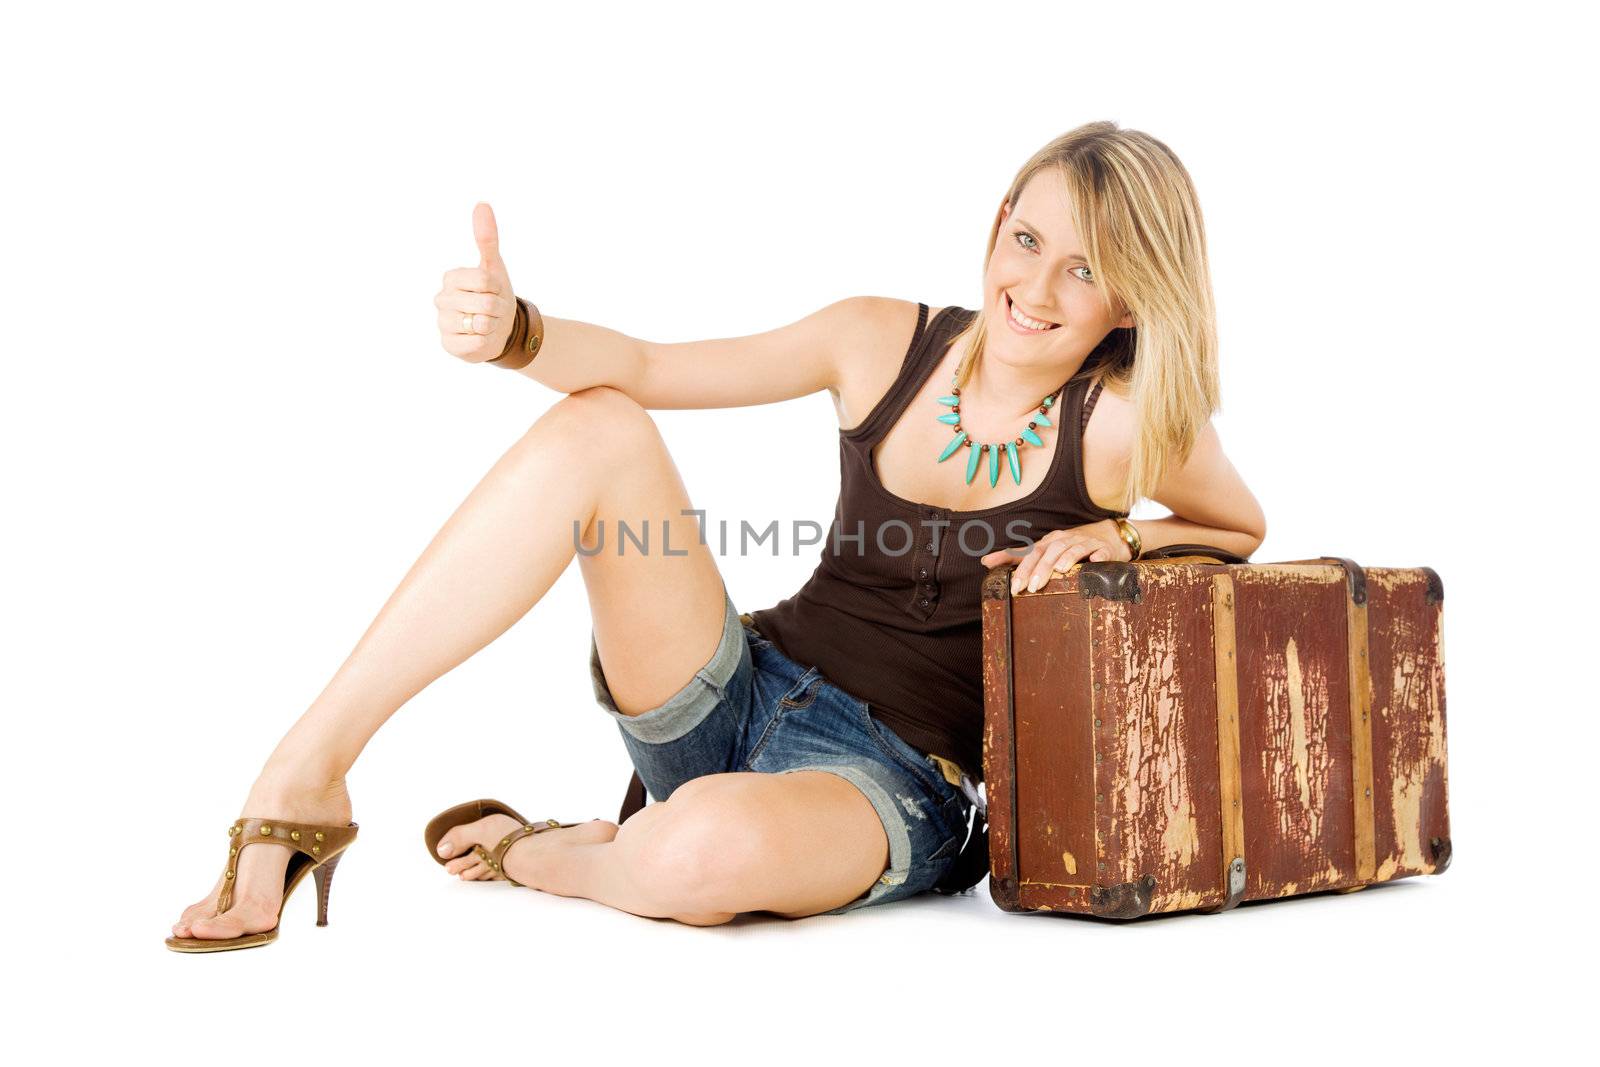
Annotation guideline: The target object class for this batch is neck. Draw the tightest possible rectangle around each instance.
[960,338,1086,425]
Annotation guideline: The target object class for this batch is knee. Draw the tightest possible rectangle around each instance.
[535,385,660,454]
[625,779,775,914]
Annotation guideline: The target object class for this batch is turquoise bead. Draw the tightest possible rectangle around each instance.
[1020,427,1044,447]
[1042,396,1054,407]
[988,445,1000,487]
[964,444,982,484]
[1032,411,1052,428]
[936,412,961,425]
[937,431,968,462]
[1005,441,1021,484]
[937,395,960,406]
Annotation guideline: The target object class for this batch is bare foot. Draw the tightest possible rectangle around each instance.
[170,775,354,942]
[436,813,618,887]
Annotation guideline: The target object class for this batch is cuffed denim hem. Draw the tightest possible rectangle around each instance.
[588,586,746,745]
[773,763,915,915]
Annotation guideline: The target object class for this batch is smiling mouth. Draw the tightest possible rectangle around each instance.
[1004,292,1060,330]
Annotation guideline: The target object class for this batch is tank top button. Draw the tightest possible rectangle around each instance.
[924,542,934,553]
[918,597,930,608]
[918,567,928,579]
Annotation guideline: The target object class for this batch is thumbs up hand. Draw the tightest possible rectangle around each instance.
[435,202,518,363]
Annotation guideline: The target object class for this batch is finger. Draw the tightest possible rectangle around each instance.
[1010,545,1046,594]
[442,266,500,294]
[441,332,493,361]
[1028,541,1075,591]
[434,288,508,316]
[438,307,502,336]
[474,202,506,274]
[1046,541,1101,583]
[980,544,1029,568]
[1044,540,1079,573]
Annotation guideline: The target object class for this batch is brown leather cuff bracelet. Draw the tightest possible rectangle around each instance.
[487,297,544,370]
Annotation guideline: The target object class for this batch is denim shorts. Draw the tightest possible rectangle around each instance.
[588,585,974,915]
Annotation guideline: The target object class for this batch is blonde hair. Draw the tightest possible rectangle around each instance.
[949,121,1220,514]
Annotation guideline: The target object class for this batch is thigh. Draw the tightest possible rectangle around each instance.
[567,385,730,716]
[743,669,971,915]
[663,769,893,920]
[591,590,757,806]
[594,607,854,810]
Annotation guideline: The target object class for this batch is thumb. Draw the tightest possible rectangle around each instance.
[473,201,506,274]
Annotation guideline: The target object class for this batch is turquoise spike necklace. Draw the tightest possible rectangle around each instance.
[934,372,1057,488]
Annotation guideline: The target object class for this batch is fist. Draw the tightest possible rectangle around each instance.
[435,202,517,363]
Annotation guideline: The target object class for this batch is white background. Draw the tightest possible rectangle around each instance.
[4,0,1592,1061]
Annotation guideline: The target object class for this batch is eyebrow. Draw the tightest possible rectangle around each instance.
[1015,218,1088,263]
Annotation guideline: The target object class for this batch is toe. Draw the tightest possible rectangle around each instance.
[438,814,519,862]
[173,899,214,938]
[436,825,473,860]
[188,910,247,940]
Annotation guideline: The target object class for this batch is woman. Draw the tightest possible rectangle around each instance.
[167,120,1266,947]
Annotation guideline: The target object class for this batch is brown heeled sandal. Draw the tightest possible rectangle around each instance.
[423,798,586,886]
[165,817,359,954]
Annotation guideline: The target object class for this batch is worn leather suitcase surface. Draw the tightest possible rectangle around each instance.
[981,544,1451,919]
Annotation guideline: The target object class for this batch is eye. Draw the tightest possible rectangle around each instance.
[1014,230,1093,283]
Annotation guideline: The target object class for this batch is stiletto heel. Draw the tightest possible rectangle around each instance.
[165,817,359,953]
[312,848,344,927]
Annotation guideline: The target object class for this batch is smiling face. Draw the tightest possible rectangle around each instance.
[984,168,1134,368]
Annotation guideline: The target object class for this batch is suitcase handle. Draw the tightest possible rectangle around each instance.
[1137,543,1250,565]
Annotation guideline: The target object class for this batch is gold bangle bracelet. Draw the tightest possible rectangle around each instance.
[1113,516,1142,560]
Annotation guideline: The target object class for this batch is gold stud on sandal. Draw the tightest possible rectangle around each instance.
[422,799,585,885]
[165,817,359,954]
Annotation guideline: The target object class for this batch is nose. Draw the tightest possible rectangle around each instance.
[1016,272,1058,322]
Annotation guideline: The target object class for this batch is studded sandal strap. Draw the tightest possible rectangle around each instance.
[215,817,359,915]
[469,818,568,888]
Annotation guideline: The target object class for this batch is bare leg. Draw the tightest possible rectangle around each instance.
[434,770,890,923]
[172,386,730,940]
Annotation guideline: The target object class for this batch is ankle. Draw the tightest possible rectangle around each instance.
[245,764,351,817]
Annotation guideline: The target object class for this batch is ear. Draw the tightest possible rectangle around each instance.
[1115,309,1136,329]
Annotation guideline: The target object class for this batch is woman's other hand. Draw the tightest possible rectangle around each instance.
[436,202,517,363]
[979,520,1131,595]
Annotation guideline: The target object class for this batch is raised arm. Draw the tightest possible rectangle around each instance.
[518,296,884,410]
[435,203,893,413]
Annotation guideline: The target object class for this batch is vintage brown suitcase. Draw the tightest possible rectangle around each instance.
[981,544,1451,919]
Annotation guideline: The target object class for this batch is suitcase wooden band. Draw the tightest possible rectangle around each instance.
[1208,574,1248,911]
[997,570,1023,897]
[1347,585,1378,881]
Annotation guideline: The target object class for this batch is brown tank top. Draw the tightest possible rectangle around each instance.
[748,302,1124,781]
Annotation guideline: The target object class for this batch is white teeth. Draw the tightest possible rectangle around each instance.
[1008,297,1055,330]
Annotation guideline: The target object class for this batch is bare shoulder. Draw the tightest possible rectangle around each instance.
[1081,374,1136,513]
[830,296,934,431]
[1085,375,1136,451]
